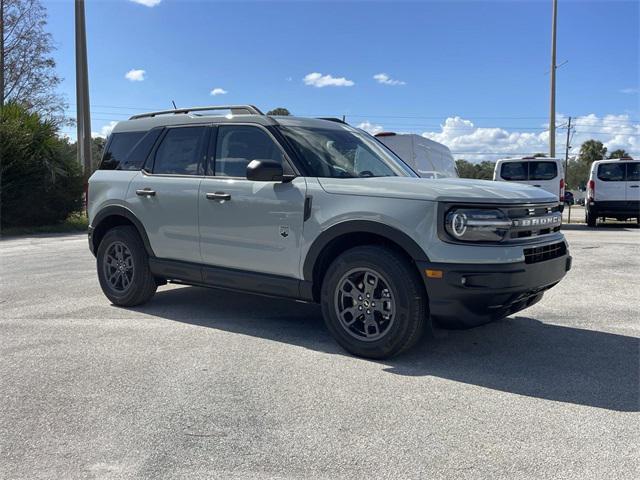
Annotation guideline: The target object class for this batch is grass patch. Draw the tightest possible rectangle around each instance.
[1,212,88,237]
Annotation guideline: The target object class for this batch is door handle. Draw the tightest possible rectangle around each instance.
[630,185,639,188]
[136,188,156,197]
[206,192,231,201]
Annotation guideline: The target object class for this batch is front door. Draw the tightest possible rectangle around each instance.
[198,124,306,278]
[126,125,208,263]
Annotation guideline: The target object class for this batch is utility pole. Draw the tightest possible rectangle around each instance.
[549,0,558,158]
[75,0,92,174]
[564,116,572,179]
[1,0,5,109]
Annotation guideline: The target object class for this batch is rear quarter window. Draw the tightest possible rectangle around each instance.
[597,163,626,181]
[99,130,163,171]
[500,162,527,181]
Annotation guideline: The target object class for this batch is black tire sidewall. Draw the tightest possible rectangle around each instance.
[96,226,155,306]
[320,246,425,359]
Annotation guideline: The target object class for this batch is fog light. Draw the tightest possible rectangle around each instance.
[461,276,467,285]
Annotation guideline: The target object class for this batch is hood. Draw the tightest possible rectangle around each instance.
[317,177,557,204]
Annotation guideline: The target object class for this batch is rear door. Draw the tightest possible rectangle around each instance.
[198,124,306,278]
[126,125,208,263]
[595,162,626,202]
[528,160,561,200]
[625,162,640,202]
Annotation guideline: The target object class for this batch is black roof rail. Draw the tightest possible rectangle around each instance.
[129,105,264,120]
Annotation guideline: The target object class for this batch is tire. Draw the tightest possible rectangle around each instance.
[96,225,157,306]
[320,245,427,359]
[586,208,597,227]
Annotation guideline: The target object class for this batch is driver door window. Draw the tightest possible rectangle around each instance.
[212,125,284,177]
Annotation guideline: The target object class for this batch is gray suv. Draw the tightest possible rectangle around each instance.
[88,105,571,359]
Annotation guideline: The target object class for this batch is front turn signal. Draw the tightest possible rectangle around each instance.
[425,269,443,279]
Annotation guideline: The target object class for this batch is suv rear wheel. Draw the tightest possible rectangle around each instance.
[320,245,427,359]
[97,226,157,306]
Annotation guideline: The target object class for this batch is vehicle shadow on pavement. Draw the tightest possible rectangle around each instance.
[136,286,639,413]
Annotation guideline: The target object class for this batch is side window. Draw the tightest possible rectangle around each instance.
[99,132,145,170]
[153,127,207,175]
[597,163,625,182]
[501,162,527,181]
[121,129,162,170]
[213,125,284,177]
[626,162,640,182]
[529,161,558,181]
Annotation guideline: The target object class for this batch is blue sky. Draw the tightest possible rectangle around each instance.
[46,0,639,159]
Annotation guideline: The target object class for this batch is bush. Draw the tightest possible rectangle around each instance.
[1,102,83,228]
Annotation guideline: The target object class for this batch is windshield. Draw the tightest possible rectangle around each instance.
[280,125,417,178]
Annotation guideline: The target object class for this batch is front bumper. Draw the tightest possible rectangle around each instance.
[417,252,571,328]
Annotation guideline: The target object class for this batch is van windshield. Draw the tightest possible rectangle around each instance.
[280,125,417,178]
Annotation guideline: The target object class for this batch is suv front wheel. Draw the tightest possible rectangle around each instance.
[96,226,157,306]
[320,245,427,359]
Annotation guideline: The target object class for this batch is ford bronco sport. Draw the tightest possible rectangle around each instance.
[88,105,571,359]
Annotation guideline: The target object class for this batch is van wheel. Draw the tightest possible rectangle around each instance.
[320,245,427,359]
[586,209,597,227]
[97,226,157,306]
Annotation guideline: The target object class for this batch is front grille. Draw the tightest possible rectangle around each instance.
[523,242,567,264]
[507,204,562,241]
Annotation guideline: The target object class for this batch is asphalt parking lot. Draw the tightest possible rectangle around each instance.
[1,226,638,479]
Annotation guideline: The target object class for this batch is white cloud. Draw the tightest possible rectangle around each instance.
[419,114,639,161]
[303,72,354,88]
[125,69,145,81]
[92,121,118,139]
[373,73,406,86]
[620,87,639,94]
[210,88,228,96]
[357,121,384,135]
[129,0,162,7]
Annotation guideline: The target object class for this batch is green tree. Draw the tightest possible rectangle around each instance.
[266,107,291,116]
[579,139,607,163]
[0,102,82,228]
[1,0,65,121]
[609,149,632,159]
[565,157,591,191]
[455,159,495,180]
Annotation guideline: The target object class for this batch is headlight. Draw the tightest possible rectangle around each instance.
[444,208,511,242]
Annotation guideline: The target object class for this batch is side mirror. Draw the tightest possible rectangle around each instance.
[246,159,284,182]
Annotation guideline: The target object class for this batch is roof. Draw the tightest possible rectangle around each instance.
[495,157,564,163]
[111,104,350,134]
[112,112,278,133]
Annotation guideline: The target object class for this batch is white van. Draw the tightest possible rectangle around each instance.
[374,133,458,178]
[585,158,640,226]
[493,157,564,205]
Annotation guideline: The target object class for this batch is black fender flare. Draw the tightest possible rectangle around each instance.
[91,205,155,257]
[302,220,429,281]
